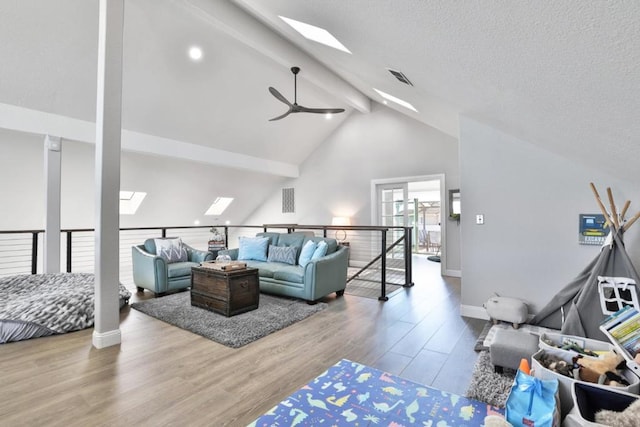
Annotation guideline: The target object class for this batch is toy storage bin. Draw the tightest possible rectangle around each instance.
[539,332,614,357]
[531,348,640,418]
[562,382,639,427]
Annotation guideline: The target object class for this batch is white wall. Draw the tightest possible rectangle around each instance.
[0,128,45,229]
[243,103,461,271]
[0,105,461,270]
[0,127,286,230]
[459,116,640,316]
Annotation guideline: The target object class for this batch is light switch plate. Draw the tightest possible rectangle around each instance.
[476,214,484,225]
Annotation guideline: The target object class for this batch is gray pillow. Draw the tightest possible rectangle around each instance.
[267,245,297,265]
[154,238,188,263]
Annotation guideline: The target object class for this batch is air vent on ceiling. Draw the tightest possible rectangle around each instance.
[388,69,413,86]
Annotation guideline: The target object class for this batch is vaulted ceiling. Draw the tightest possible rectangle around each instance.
[1,1,639,181]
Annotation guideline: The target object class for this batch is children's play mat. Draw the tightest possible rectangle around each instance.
[249,358,503,426]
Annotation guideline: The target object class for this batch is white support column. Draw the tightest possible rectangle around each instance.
[43,135,62,273]
[93,0,124,349]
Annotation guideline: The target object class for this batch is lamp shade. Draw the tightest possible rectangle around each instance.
[331,216,351,226]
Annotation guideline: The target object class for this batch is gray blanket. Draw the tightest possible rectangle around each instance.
[0,273,131,344]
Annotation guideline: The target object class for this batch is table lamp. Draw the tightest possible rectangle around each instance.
[331,216,351,242]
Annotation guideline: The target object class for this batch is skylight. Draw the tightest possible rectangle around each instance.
[373,88,418,112]
[205,197,234,216]
[279,16,351,54]
[119,191,146,215]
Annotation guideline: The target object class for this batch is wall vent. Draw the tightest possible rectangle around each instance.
[282,188,295,213]
[388,69,413,86]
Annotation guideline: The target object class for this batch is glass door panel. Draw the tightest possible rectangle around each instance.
[377,183,408,259]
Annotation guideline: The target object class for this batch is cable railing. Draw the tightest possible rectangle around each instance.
[0,224,414,301]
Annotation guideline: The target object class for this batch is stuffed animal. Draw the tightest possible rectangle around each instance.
[573,352,630,387]
[595,398,640,426]
[539,353,574,377]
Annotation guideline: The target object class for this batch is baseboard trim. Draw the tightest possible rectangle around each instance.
[349,260,367,268]
[444,269,461,278]
[92,328,122,349]
[460,304,489,320]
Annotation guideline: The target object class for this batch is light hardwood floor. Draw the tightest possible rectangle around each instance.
[0,256,485,426]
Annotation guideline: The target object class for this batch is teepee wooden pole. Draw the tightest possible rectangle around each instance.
[623,211,640,231]
[621,200,631,220]
[590,183,616,230]
[607,188,620,229]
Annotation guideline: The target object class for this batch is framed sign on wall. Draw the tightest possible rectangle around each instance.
[579,214,609,245]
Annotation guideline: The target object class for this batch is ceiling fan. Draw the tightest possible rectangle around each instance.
[268,66,345,121]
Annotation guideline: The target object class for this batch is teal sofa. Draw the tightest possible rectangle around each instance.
[132,238,213,296]
[219,232,349,303]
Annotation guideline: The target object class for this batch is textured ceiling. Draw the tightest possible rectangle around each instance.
[1,1,639,181]
[236,0,640,181]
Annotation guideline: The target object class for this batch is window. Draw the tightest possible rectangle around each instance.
[598,276,640,314]
[205,197,233,216]
[119,191,146,215]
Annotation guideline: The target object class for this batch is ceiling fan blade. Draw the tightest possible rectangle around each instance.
[268,109,293,121]
[297,106,345,114]
[268,87,292,107]
[268,67,345,120]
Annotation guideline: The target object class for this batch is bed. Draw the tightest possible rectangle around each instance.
[0,273,131,344]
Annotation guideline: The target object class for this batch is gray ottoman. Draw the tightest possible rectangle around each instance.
[489,328,539,373]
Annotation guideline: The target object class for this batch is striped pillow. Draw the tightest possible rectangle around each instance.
[267,245,297,265]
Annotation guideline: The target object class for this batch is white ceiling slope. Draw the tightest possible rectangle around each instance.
[235,0,640,182]
[0,0,365,168]
[1,1,639,181]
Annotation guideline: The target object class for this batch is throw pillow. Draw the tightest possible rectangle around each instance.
[154,238,188,263]
[267,245,297,265]
[238,236,269,261]
[311,240,328,260]
[298,240,317,267]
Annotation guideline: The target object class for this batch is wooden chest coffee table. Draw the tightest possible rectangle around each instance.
[190,266,259,317]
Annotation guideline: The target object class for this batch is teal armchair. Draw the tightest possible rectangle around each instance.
[132,238,212,296]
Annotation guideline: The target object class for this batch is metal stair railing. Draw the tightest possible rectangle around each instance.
[0,224,415,301]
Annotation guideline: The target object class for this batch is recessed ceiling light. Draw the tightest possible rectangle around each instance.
[373,88,418,112]
[188,46,203,61]
[325,113,332,119]
[279,16,351,54]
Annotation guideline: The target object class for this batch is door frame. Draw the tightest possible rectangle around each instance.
[371,174,446,275]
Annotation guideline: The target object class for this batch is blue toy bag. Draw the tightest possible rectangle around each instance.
[506,370,560,427]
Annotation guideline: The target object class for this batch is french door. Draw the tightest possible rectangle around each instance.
[376,183,409,259]
[377,183,409,228]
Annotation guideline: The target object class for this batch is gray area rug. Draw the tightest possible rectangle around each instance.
[465,351,515,408]
[474,321,493,351]
[131,292,327,348]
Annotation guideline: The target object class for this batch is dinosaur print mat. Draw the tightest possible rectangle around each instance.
[249,358,504,426]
